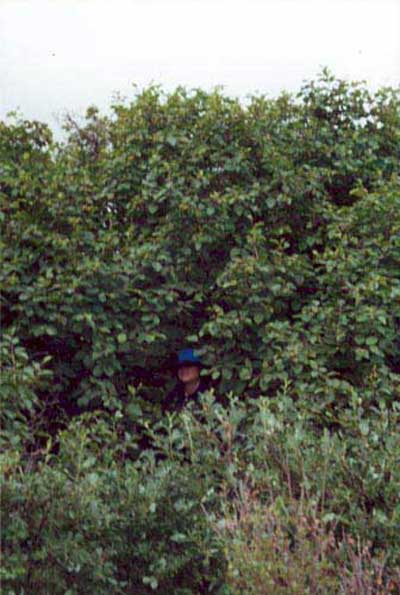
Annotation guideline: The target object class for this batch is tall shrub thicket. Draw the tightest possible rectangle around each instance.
[1,69,399,421]
[1,69,400,592]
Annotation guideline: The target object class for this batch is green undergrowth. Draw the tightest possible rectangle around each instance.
[2,392,399,593]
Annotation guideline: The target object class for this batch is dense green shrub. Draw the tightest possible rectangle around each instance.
[1,69,399,425]
[2,394,399,593]
[1,68,400,592]
[0,330,52,450]
[1,412,226,594]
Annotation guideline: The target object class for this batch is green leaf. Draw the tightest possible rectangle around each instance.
[170,533,187,543]
[127,402,142,418]
[143,576,159,590]
[166,135,177,147]
[254,313,263,324]
[239,367,252,381]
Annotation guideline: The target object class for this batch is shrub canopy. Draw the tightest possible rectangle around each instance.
[1,69,399,430]
[1,69,400,592]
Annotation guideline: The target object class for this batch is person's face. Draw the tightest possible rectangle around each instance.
[178,364,200,384]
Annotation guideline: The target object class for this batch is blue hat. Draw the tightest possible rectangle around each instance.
[177,348,203,368]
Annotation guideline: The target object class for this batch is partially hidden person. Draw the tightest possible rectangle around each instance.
[162,347,210,414]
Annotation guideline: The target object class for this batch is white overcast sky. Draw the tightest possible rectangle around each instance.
[1,0,399,141]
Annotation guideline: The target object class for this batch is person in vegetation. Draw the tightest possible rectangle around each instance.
[162,347,210,414]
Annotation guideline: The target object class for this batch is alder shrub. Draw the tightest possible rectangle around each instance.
[1,68,399,592]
